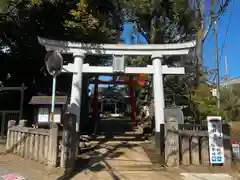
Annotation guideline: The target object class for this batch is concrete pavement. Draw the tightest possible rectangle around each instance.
[181,173,237,180]
[0,143,239,180]
[0,168,27,180]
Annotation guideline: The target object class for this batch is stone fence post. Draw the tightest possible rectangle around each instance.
[222,124,232,169]
[18,120,27,127]
[48,124,59,167]
[7,120,16,129]
[165,117,179,167]
[60,113,77,173]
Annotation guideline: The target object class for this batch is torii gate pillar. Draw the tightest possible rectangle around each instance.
[68,52,84,132]
[152,56,165,156]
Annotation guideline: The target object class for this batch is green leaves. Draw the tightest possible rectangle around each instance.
[220,87,240,121]
[0,0,121,87]
[64,0,121,42]
[0,0,10,13]
[191,85,225,121]
[190,85,240,122]
[66,0,100,30]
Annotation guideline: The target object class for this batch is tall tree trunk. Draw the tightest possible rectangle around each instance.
[195,0,205,88]
[150,0,161,44]
[194,0,216,123]
[195,0,217,87]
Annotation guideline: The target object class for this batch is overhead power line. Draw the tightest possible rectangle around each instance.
[219,11,233,62]
[213,0,233,109]
[203,0,232,42]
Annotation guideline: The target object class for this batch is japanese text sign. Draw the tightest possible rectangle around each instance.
[207,116,224,164]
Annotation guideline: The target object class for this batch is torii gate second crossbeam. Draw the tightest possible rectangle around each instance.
[38,37,195,156]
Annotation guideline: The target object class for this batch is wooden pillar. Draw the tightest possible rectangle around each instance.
[1,112,6,140]
[92,77,99,120]
[101,102,103,113]
[129,76,136,121]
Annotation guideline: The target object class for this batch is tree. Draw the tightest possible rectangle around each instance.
[0,0,232,126]
[0,0,122,125]
[0,0,121,88]
[118,1,198,122]
[120,0,197,44]
[194,0,232,88]
[0,0,10,13]
[220,87,240,121]
[65,0,121,43]
[191,85,225,123]
[190,85,240,123]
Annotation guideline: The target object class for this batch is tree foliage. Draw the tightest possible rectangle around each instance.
[190,84,240,123]
[0,0,120,89]
[220,87,240,121]
[122,1,198,120]
[0,0,232,126]
[120,0,197,44]
[191,85,224,122]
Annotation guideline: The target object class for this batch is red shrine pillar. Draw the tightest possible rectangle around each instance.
[129,76,136,121]
[92,77,99,120]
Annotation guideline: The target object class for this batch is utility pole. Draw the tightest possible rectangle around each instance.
[224,56,229,81]
[214,20,220,108]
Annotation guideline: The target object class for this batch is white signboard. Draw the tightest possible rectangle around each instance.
[38,107,61,123]
[207,116,224,164]
[38,108,49,123]
[53,107,61,123]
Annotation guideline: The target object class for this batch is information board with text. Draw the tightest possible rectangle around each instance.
[207,116,224,164]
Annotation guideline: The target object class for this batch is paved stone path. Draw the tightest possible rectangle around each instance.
[66,141,175,180]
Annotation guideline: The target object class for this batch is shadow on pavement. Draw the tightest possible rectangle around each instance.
[56,140,140,180]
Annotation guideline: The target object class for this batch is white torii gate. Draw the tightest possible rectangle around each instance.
[38,37,195,153]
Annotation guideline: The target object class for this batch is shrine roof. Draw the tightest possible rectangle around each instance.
[29,96,68,105]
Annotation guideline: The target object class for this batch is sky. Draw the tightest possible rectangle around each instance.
[204,0,239,79]
[94,0,239,89]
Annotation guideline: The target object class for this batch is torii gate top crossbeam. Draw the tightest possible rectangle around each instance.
[38,37,195,56]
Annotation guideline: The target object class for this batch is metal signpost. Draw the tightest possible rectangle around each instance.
[44,51,63,126]
[50,76,57,122]
[207,116,224,165]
